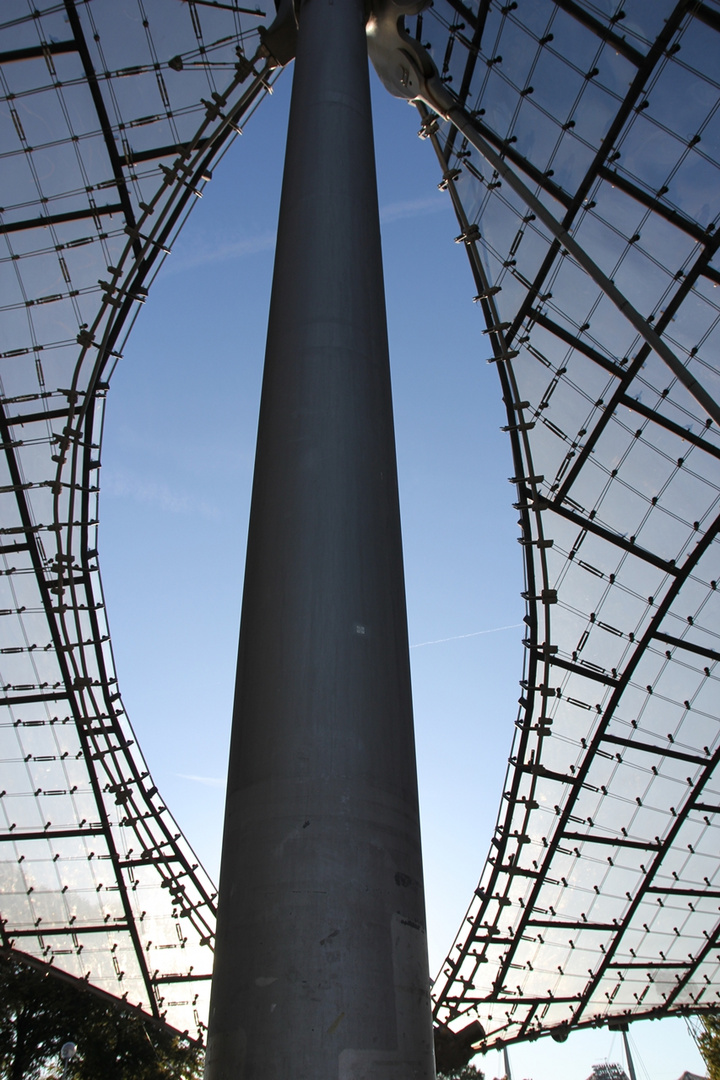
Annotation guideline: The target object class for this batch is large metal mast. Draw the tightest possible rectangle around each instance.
[204,1,435,1076]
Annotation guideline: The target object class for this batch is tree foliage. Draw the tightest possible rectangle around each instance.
[438,1066,485,1080]
[698,1014,720,1080]
[0,955,203,1080]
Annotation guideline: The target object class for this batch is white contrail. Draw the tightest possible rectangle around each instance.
[411,623,523,649]
[177,773,226,788]
[379,194,447,223]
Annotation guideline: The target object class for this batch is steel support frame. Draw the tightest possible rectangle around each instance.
[412,7,720,1041]
[434,0,720,430]
[428,160,720,1029]
[445,105,720,428]
[0,22,278,1040]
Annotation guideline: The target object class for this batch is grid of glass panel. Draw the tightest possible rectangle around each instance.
[0,0,277,1040]
[414,0,720,1050]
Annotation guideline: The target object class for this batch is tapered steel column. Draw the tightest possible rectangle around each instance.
[204,1,435,1078]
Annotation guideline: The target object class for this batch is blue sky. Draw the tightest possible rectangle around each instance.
[96,61,705,1080]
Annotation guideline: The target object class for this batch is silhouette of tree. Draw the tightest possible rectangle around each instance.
[0,955,202,1080]
[698,1014,720,1080]
[438,1066,485,1080]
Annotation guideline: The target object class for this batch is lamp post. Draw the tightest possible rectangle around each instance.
[60,1041,76,1080]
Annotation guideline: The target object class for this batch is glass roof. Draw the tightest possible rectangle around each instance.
[1,0,718,1052]
[409,0,720,1050]
[0,0,276,1040]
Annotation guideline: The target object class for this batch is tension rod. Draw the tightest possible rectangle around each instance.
[368,6,720,430]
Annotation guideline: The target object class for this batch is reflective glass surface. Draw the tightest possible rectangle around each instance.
[411,0,720,1049]
[0,0,276,1040]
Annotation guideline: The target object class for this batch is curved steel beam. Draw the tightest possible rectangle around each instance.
[369,17,720,429]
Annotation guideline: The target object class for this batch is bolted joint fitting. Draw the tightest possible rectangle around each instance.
[258,0,300,66]
[366,0,455,116]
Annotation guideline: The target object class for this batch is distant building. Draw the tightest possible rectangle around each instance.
[586,1065,630,1080]
[586,1065,707,1080]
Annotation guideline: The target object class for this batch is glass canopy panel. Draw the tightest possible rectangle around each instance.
[418,0,720,1050]
[0,0,280,1043]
